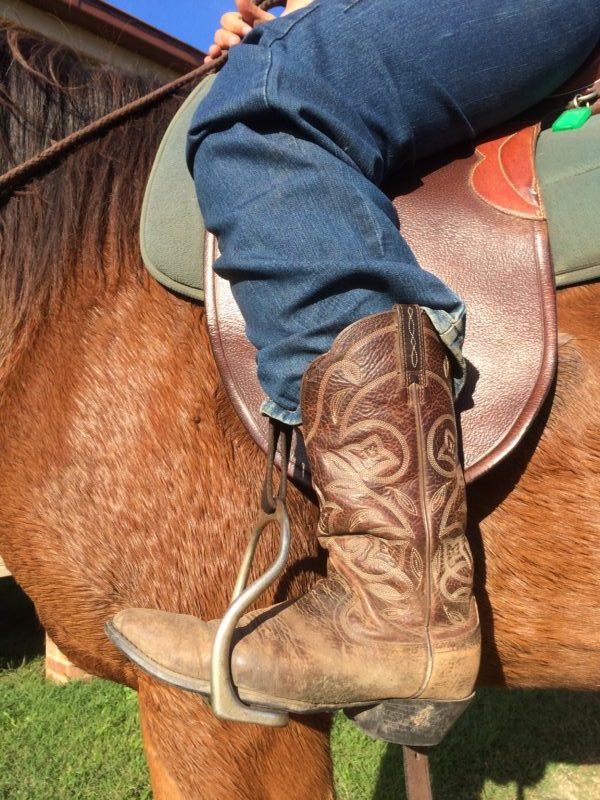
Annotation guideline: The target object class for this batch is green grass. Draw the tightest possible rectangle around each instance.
[0,661,150,800]
[332,692,600,799]
[2,577,599,799]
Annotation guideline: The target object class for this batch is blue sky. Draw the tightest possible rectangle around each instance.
[109,1,236,53]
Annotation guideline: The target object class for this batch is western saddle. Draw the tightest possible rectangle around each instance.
[141,44,600,489]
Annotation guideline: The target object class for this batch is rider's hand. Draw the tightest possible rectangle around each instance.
[203,0,315,65]
[204,0,274,65]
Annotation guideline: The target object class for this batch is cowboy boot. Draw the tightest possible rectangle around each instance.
[107,305,480,739]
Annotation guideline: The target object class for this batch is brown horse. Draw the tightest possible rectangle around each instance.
[0,23,599,800]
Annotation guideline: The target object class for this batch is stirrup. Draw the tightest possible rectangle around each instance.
[210,419,292,727]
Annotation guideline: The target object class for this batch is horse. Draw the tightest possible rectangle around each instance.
[0,22,599,800]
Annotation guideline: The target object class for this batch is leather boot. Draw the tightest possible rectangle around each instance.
[107,305,480,722]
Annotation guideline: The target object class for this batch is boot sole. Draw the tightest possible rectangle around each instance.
[106,621,474,743]
[345,694,474,746]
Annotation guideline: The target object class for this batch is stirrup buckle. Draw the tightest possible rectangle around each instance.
[210,420,292,727]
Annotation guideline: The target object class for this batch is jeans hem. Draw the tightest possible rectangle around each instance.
[421,306,467,397]
[261,400,302,426]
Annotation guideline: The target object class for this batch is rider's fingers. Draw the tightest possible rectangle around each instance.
[235,0,276,26]
[220,11,253,37]
[207,1,274,66]
[214,28,241,49]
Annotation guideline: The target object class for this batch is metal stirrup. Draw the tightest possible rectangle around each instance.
[210,420,292,726]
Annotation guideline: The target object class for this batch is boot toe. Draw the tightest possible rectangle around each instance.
[108,608,216,687]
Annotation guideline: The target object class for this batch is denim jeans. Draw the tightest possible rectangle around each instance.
[188,0,600,425]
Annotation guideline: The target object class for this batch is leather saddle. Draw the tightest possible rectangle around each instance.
[141,45,600,490]
[204,121,555,487]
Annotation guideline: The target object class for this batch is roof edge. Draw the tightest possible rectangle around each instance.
[26,0,205,73]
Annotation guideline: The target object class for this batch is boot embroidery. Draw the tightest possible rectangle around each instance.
[327,537,423,642]
[427,414,459,478]
[301,309,477,651]
[318,425,415,537]
[303,322,397,445]
[433,537,474,624]
[324,433,402,478]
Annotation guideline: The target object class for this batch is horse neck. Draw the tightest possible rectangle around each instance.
[0,23,174,387]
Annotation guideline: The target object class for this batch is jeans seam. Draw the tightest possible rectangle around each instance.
[261,399,302,426]
[358,196,386,258]
[343,0,366,11]
[263,3,321,114]
[264,3,321,47]
[436,318,463,336]
[263,49,272,110]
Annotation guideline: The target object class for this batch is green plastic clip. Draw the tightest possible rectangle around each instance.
[552,106,592,132]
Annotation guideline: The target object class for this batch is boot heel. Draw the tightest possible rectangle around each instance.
[345,694,474,747]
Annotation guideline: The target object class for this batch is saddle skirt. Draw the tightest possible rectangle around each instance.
[142,45,600,488]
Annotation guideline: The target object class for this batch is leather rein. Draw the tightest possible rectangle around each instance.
[0,57,222,200]
[0,0,282,199]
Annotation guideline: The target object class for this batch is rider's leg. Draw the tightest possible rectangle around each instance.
[108,0,600,715]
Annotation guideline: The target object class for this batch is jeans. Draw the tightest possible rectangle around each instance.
[188,0,600,425]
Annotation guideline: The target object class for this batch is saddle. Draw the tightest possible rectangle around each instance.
[141,47,600,488]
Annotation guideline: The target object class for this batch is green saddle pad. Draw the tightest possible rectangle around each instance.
[140,78,600,300]
[535,114,600,288]
[140,75,215,301]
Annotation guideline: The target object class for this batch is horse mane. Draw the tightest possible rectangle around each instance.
[0,24,187,379]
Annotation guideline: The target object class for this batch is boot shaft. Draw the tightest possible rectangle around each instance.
[301,306,477,642]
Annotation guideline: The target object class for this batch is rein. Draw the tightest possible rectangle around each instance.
[0,56,224,199]
[0,0,282,199]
